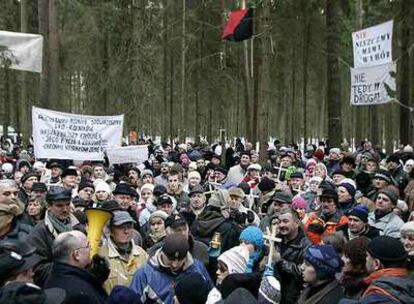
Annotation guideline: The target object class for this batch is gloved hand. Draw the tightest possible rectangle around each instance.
[246,210,255,223]
[89,254,110,284]
[230,209,246,224]
[263,264,274,277]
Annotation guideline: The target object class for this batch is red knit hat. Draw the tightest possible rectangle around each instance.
[313,149,325,161]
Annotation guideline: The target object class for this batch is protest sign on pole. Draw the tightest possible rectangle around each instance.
[350,62,396,106]
[32,107,124,160]
[352,20,393,68]
[106,145,148,165]
[0,30,43,73]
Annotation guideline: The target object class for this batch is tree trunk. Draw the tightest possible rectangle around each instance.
[302,2,310,145]
[38,0,49,108]
[19,0,29,145]
[326,0,342,147]
[180,0,186,142]
[48,0,59,110]
[399,0,411,145]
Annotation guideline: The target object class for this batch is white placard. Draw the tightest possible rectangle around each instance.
[352,20,393,68]
[106,145,148,165]
[32,107,124,160]
[350,62,396,106]
[0,30,43,73]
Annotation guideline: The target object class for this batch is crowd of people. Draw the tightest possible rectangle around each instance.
[0,139,414,304]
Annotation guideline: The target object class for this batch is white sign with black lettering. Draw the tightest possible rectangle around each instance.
[352,20,393,68]
[350,62,396,106]
[32,107,124,160]
[106,145,148,165]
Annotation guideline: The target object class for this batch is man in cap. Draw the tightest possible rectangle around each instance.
[113,183,140,231]
[336,205,380,241]
[259,191,292,232]
[188,184,207,217]
[31,182,48,200]
[73,179,95,208]
[212,166,236,190]
[326,148,342,176]
[305,188,348,244]
[289,171,305,196]
[386,154,409,192]
[61,168,78,190]
[46,162,64,185]
[339,236,414,304]
[99,211,148,293]
[18,172,38,205]
[155,194,176,216]
[27,186,85,285]
[368,188,404,238]
[227,187,259,226]
[44,231,108,304]
[130,233,213,304]
[148,214,209,267]
[366,170,392,202]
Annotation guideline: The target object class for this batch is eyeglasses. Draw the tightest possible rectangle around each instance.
[74,242,90,251]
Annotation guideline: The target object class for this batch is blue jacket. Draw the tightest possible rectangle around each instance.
[130,251,213,304]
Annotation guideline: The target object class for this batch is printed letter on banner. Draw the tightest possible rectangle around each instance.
[32,107,124,160]
[350,62,396,106]
[352,20,393,68]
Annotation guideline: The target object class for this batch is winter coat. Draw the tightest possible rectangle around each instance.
[368,211,404,238]
[44,262,107,304]
[276,228,312,304]
[336,224,380,241]
[27,213,86,286]
[227,164,247,185]
[339,269,414,304]
[98,238,148,294]
[129,250,213,304]
[304,211,348,244]
[147,234,209,268]
[167,184,190,209]
[1,217,32,242]
[297,279,344,304]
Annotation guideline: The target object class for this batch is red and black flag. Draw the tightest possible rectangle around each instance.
[222,8,253,42]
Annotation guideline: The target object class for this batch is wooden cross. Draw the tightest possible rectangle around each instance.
[273,165,288,182]
[264,225,282,267]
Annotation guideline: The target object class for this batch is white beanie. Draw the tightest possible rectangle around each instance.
[217,245,249,274]
[94,180,111,194]
[141,183,155,193]
[401,221,414,233]
[188,171,201,180]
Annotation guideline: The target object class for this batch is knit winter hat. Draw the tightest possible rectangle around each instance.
[258,276,281,304]
[175,272,210,304]
[258,177,276,193]
[347,205,369,223]
[240,226,264,249]
[78,179,94,191]
[367,236,407,264]
[338,181,356,198]
[218,245,250,274]
[94,180,111,194]
[304,245,343,280]
[292,197,307,209]
[374,170,392,184]
[329,148,341,156]
[401,221,414,234]
[140,183,154,193]
[378,188,398,205]
[188,170,201,180]
[149,210,169,222]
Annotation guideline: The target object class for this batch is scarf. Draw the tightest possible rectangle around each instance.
[45,210,73,237]
[112,237,132,256]
[149,230,166,243]
[374,209,393,221]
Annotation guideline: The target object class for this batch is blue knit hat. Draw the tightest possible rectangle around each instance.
[304,245,343,280]
[240,226,264,249]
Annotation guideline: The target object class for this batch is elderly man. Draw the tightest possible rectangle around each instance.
[28,187,85,285]
[99,211,148,293]
[61,168,78,190]
[368,188,404,238]
[130,233,213,304]
[188,185,207,217]
[18,172,38,205]
[45,231,107,304]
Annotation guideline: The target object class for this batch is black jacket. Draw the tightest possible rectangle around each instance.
[298,279,344,304]
[45,262,107,304]
[336,224,380,241]
[276,228,312,304]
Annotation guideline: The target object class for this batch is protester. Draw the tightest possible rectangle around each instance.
[130,233,213,303]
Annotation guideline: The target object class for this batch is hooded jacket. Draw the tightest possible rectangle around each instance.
[130,249,213,304]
